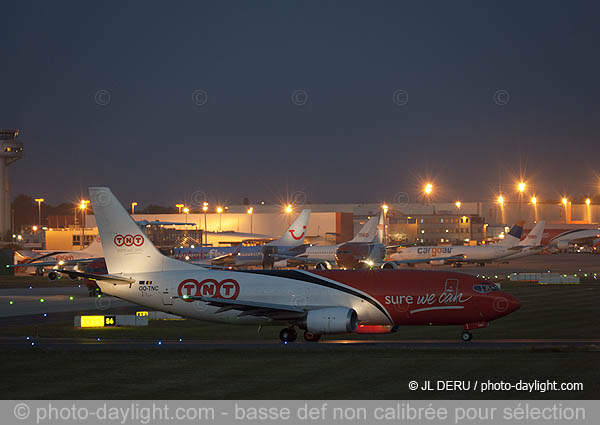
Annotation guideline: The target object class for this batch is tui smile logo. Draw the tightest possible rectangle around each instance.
[290,226,307,240]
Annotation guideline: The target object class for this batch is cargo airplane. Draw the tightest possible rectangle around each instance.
[383,221,545,267]
[56,187,520,342]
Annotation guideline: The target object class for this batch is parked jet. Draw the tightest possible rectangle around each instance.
[274,214,383,269]
[57,187,520,342]
[499,221,546,261]
[13,219,188,280]
[383,222,526,268]
[173,209,311,268]
[13,237,104,280]
[548,228,600,251]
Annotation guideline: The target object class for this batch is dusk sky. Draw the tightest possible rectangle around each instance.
[3,1,599,207]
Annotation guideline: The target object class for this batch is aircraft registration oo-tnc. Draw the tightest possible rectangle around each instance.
[58,187,521,343]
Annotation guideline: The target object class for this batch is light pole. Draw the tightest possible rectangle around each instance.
[285,204,293,226]
[517,181,525,219]
[381,204,388,245]
[34,198,44,227]
[79,200,89,249]
[131,202,138,215]
[497,195,504,225]
[217,206,223,231]
[424,183,433,202]
[586,198,591,223]
[531,196,538,222]
[183,207,189,226]
[202,202,208,245]
[562,197,568,224]
[247,207,254,234]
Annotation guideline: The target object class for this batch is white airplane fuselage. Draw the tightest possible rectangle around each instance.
[99,269,388,326]
[390,245,514,263]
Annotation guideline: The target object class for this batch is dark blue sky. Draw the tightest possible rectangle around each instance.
[3,1,599,207]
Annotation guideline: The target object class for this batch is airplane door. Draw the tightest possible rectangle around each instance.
[161,282,173,306]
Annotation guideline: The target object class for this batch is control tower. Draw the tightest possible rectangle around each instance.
[0,130,24,238]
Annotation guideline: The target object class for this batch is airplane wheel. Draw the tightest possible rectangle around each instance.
[303,331,321,342]
[279,328,297,343]
[461,331,473,342]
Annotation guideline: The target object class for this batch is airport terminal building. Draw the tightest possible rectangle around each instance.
[34,200,600,250]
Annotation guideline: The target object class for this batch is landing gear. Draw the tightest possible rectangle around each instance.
[279,327,297,343]
[461,331,473,342]
[303,331,321,342]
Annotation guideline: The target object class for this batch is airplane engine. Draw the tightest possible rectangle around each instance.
[430,259,446,266]
[556,240,570,250]
[381,261,399,269]
[315,261,332,270]
[47,271,60,281]
[273,260,288,269]
[303,307,358,334]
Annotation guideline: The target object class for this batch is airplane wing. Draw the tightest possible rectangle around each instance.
[8,257,104,268]
[269,253,328,266]
[209,246,242,266]
[172,295,306,320]
[53,269,135,285]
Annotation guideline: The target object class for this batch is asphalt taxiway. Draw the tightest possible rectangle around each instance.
[2,336,599,350]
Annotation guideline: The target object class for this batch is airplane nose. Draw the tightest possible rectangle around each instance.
[507,294,521,313]
[492,293,521,316]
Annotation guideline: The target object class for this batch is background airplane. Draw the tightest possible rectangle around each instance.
[383,221,528,268]
[12,219,190,280]
[273,214,384,269]
[548,229,600,251]
[57,187,521,343]
[173,209,311,268]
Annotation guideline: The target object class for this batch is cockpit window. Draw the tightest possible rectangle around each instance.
[473,283,500,294]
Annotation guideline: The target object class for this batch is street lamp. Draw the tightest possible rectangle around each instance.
[517,182,526,193]
[284,204,293,226]
[424,183,433,196]
[202,202,208,245]
[79,200,90,250]
[381,204,389,245]
[34,198,44,227]
[247,207,254,234]
[216,206,223,231]
[131,202,138,215]
[586,198,591,223]
[175,204,184,214]
[497,195,504,206]
[531,196,537,222]
[455,201,461,210]
[562,197,568,224]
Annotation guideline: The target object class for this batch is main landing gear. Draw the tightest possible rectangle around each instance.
[279,327,297,343]
[279,327,322,343]
[461,330,473,342]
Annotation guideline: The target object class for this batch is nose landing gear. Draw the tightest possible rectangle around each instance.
[461,330,473,342]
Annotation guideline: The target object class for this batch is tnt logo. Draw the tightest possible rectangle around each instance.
[114,234,144,247]
[177,278,240,302]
